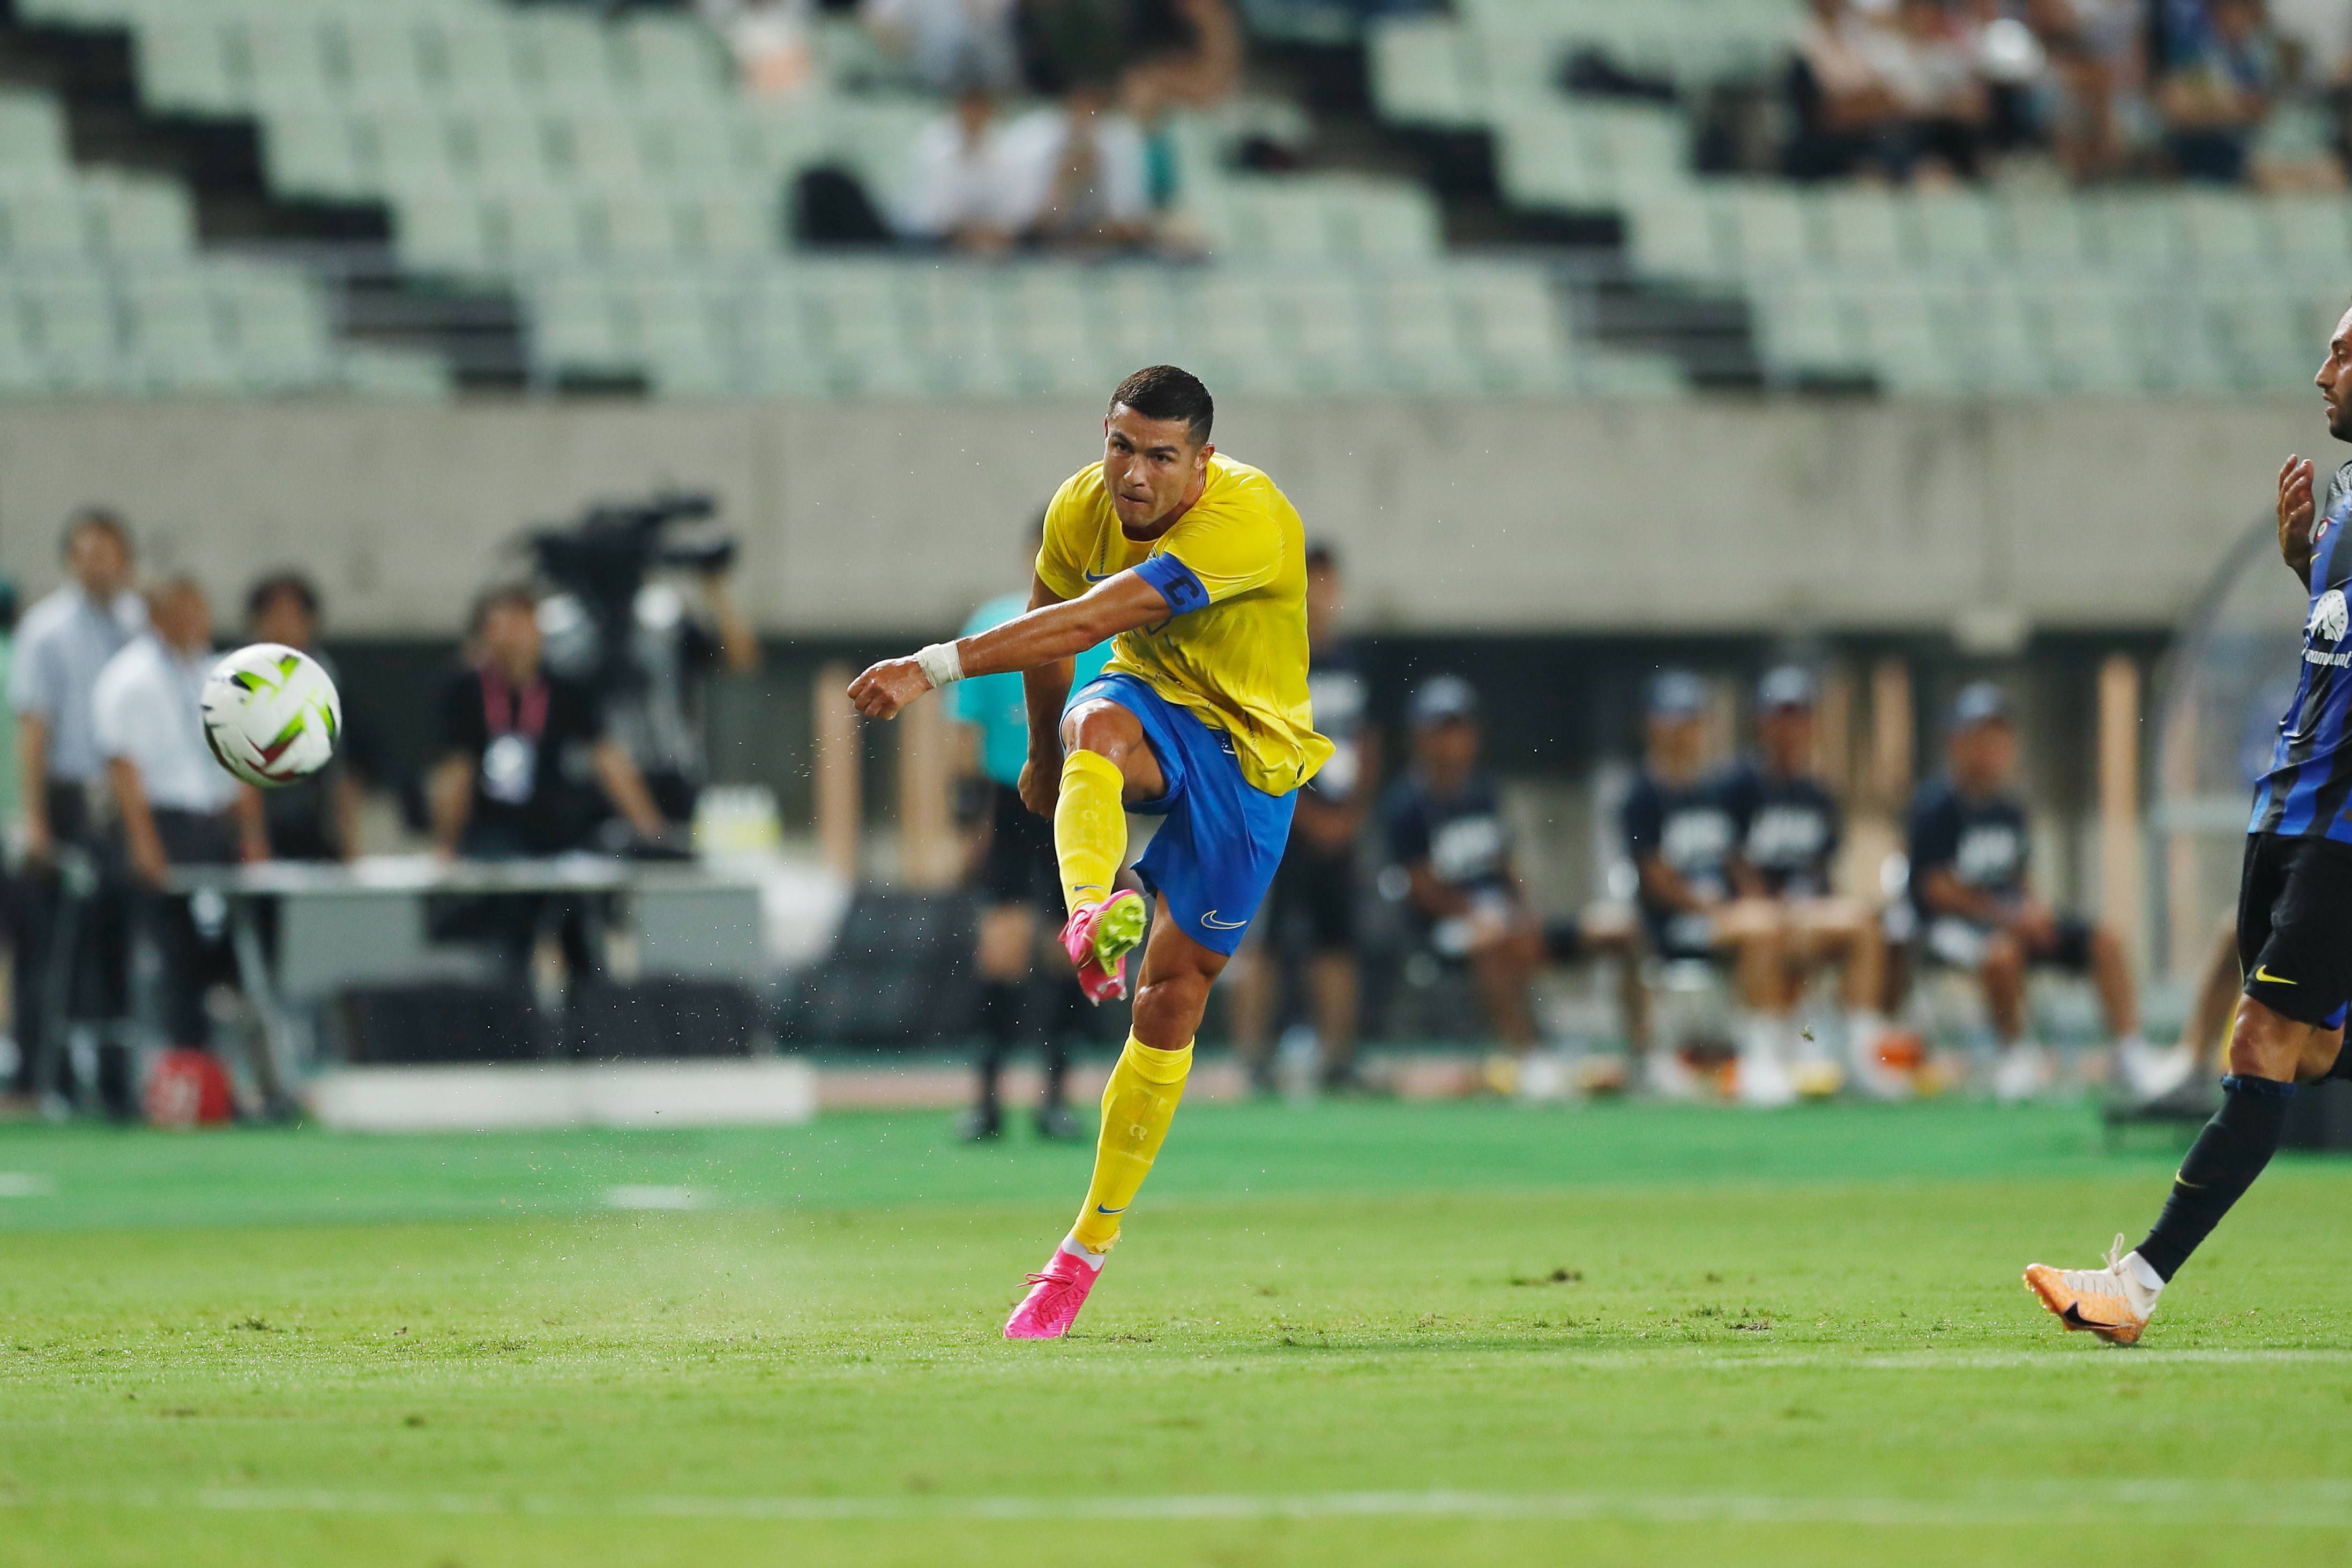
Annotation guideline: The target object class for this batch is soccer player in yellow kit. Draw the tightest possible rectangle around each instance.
[850,366,1328,1338]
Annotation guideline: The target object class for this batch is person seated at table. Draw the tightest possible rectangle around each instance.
[429,583,664,984]
[92,577,267,1077]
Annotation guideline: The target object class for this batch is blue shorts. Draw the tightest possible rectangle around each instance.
[1072,672,1297,957]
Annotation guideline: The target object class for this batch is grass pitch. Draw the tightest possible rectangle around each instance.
[3,1097,2351,1567]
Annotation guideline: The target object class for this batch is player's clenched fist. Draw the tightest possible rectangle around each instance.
[848,656,932,719]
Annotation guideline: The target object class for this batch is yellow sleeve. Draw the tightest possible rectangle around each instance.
[1159,493,1285,606]
[1034,472,1092,602]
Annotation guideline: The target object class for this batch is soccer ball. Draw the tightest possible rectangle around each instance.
[200,643,341,788]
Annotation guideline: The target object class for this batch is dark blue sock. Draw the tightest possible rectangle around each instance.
[2136,1074,2294,1282]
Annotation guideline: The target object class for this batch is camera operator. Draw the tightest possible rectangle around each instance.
[595,566,756,828]
[528,495,755,831]
[431,583,666,863]
[430,583,666,988]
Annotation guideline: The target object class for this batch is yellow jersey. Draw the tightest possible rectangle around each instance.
[1036,453,1330,797]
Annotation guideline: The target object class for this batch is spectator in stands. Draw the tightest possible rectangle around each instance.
[898,79,1024,252]
[1906,681,2151,1101]
[431,584,665,863]
[948,529,1112,1141]
[1233,543,1377,1096]
[1718,665,1901,1097]
[699,0,817,95]
[1866,0,1995,181]
[998,76,1154,250]
[1623,671,1795,1104]
[1788,0,1908,179]
[2159,0,2283,181]
[92,577,266,1072]
[6,509,141,1110]
[1122,0,1242,121]
[245,572,361,863]
[2022,0,2140,182]
[1382,677,1550,1085]
[864,0,1022,92]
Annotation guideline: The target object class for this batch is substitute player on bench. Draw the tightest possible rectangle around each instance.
[2026,302,2352,1343]
[850,365,1328,1340]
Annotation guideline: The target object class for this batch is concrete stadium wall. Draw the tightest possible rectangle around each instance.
[0,396,2314,637]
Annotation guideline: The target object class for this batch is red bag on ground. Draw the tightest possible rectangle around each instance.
[144,1049,236,1128]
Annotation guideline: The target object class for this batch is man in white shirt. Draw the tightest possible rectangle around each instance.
[94,577,265,1054]
[898,81,1024,252]
[996,83,1152,248]
[6,508,142,1104]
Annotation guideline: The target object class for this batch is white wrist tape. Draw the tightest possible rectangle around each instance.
[914,641,965,689]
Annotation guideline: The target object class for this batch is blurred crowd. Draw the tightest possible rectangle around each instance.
[1790,0,2352,186]
[689,0,1243,254]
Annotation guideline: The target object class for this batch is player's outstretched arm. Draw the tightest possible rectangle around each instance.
[849,571,1171,720]
[2281,454,2317,587]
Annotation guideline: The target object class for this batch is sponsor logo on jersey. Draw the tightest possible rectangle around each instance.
[2306,589,2351,666]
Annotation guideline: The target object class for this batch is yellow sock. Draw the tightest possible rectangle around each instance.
[1055,749,1127,920]
[1070,1035,1192,1254]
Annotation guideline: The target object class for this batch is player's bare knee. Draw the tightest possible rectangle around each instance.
[1061,699,1139,763]
[2225,996,2309,1081]
[1981,932,2024,982]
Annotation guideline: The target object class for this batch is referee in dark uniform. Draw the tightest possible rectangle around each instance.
[949,563,1112,1140]
[2027,300,2352,1343]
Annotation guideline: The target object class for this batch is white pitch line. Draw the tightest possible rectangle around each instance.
[0,1481,2347,1529]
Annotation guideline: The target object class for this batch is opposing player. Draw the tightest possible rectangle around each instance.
[2025,303,2352,1344]
[849,367,1328,1340]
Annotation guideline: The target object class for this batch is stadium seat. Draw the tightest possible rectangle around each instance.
[0,93,71,170]
[395,191,491,273]
[85,175,196,258]
[1910,191,2002,265]
[337,342,453,399]
[1816,189,1906,268]
[1367,17,1481,129]
[0,189,91,259]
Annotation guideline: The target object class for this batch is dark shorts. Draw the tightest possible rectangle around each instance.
[1264,841,1357,953]
[2238,832,2352,1032]
[1919,912,2095,973]
[1641,905,1721,965]
[975,783,1059,909]
[1072,672,1296,958]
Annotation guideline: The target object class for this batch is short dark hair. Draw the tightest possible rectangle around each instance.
[246,569,321,626]
[468,580,539,636]
[1109,365,1213,445]
[1305,541,1339,573]
[58,506,131,560]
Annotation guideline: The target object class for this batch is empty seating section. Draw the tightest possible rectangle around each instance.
[1369,1,2352,397]
[17,0,1616,400]
[524,260,1684,401]
[0,85,439,395]
[1646,183,2351,393]
[0,0,1671,399]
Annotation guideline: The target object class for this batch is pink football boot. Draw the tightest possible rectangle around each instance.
[1004,1242,1104,1340]
[1058,889,1146,1004]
